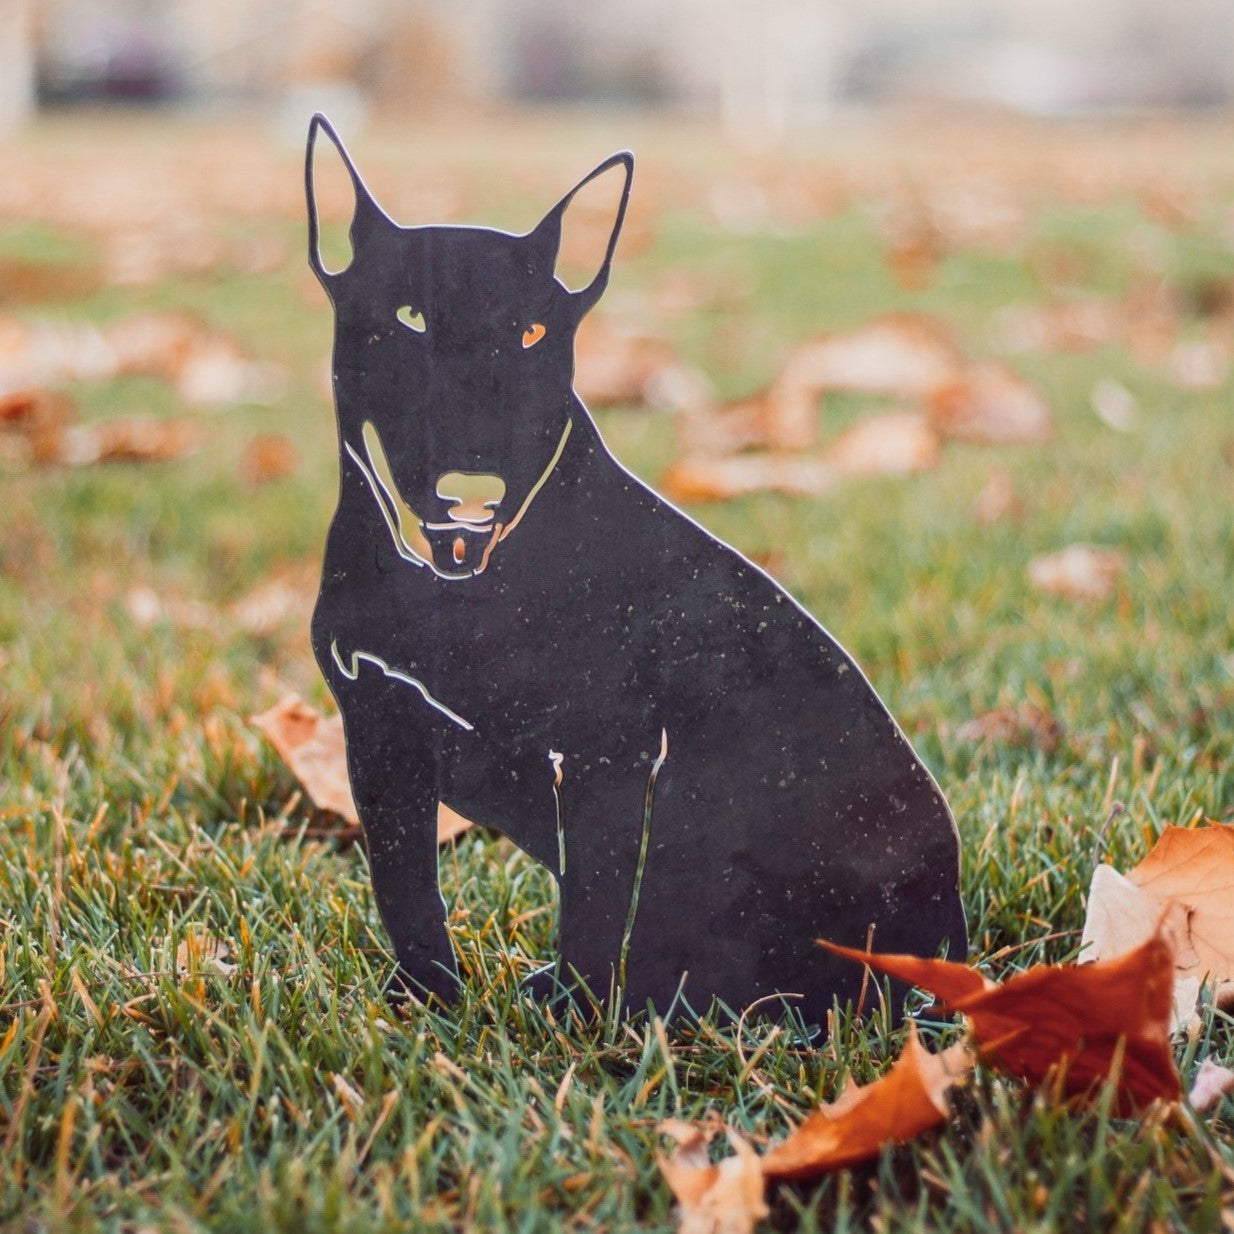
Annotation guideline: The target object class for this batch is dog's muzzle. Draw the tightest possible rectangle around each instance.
[424,471,506,575]
[349,417,572,581]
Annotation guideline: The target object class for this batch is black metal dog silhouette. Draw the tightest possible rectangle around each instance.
[306,114,966,1026]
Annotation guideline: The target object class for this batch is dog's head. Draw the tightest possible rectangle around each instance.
[306,115,633,580]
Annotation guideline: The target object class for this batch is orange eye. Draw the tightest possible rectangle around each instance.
[522,322,546,349]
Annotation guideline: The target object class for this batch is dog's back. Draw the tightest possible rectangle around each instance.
[307,115,966,1026]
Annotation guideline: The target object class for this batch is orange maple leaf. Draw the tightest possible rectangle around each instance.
[761,1024,972,1180]
[821,934,1180,1112]
[1082,822,1234,1031]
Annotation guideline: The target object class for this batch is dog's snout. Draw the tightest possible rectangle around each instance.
[435,472,506,524]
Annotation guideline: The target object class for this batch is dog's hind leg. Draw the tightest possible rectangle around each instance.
[526,746,663,1013]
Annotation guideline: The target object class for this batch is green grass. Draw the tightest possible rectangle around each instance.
[2,113,1233,1232]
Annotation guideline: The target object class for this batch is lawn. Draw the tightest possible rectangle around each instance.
[1,108,1232,1232]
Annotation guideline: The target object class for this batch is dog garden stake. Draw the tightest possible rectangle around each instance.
[306,114,966,1027]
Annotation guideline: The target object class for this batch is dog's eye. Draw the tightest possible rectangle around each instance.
[396,306,426,333]
[522,323,547,349]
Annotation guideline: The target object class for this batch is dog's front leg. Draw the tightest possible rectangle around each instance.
[335,671,459,1006]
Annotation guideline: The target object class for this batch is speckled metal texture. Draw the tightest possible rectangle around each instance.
[305,113,966,1028]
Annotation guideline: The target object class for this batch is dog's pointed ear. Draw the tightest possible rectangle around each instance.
[529,151,634,316]
[306,113,391,282]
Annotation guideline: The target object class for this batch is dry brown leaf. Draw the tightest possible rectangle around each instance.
[776,315,961,401]
[1189,1059,1234,1114]
[660,454,836,504]
[822,411,941,477]
[174,337,284,406]
[0,387,73,462]
[124,585,218,633]
[955,704,1063,755]
[972,467,1021,526]
[1082,824,1234,1032]
[1122,279,1181,365]
[676,393,767,458]
[573,314,678,408]
[0,382,197,468]
[719,315,961,454]
[104,311,203,379]
[1028,544,1127,602]
[993,298,1120,354]
[761,1025,971,1179]
[822,934,1181,1112]
[252,695,360,823]
[658,1120,768,1234]
[251,695,472,844]
[1168,337,1231,391]
[175,930,237,978]
[41,417,199,467]
[926,363,1052,445]
[241,433,300,486]
[229,572,316,639]
[0,310,281,408]
[1090,379,1139,433]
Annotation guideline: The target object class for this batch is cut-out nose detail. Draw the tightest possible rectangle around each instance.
[435,472,506,524]
[396,306,426,333]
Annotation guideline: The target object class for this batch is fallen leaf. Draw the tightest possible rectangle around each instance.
[229,574,314,638]
[124,584,218,633]
[251,695,472,844]
[252,695,361,823]
[0,309,282,408]
[1081,824,1234,1033]
[1168,337,1230,391]
[42,417,199,467]
[1028,544,1127,602]
[822,411,941,477]
[573,314,678,408]
[175,929,237,978]
[331,1072,365,1120]
[658,1119,768,1234]
[1091,379,1139,432]
[993,298,1120,354]
[776,315,961,401]
[822,934,1181,1111]
[972,466,1021,525]
[660,454,836,503]
[761,1025,972,1179]
[0,387,73,462]
[1188,1058,1234,1114]
[926,363,1053,445]
[955,704,1063,755]
[174,336,284,406]
[0,374,198,469]
[1080,866,1196,1033]
[241,433,299,485]
[676,392,771,458]
[737,315,960,453]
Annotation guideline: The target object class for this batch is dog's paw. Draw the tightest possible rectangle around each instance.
[388,960,460,1011]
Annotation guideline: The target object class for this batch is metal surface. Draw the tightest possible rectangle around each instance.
[306,114,966,1027]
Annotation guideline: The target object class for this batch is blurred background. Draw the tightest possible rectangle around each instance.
[8,0,1234,128]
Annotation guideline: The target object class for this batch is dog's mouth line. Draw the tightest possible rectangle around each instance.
[424,518,496,531]
[348,416,572,580]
